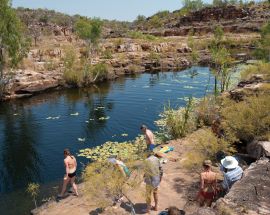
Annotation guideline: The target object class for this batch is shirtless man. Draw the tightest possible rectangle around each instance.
[58,149,79,197]
[141,125,156,151]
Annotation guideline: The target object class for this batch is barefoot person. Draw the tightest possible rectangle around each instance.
[141,125,156,151]
[58,149,79,197]
[144,152,163,213]
[197,160,217,207]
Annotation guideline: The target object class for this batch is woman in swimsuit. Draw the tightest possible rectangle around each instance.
[58,149,79,197]
[197,160,217,207]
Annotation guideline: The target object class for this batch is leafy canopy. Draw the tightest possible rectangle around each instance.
[75,18,103,46]
[0,0,29,67]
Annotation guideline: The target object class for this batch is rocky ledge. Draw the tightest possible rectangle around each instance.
[215,158,270,215]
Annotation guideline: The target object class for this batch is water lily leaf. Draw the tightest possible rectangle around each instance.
[70,112,79,116]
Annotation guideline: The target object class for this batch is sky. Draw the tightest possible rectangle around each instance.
[12,0,211,22]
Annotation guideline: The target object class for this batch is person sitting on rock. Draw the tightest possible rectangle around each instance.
[220,156,243,192]
[197,160,217,207]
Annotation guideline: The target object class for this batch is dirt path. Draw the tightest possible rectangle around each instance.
[33,139,201,215]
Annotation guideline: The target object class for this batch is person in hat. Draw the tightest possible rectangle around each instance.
[197,160,217,207]
[220,156,243,192]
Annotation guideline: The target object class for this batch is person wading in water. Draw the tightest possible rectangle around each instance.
[58,149,79,198]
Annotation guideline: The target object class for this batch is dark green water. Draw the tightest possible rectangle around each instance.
[0,66,215,215]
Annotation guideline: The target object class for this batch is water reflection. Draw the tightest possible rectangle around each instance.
[0,104,41,193]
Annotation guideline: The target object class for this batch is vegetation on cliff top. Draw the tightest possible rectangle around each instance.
[0,0,30,99]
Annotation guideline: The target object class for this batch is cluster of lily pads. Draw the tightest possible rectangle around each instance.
[78,136,146,162]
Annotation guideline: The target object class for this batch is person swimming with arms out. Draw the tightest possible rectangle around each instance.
[58,148,79,198]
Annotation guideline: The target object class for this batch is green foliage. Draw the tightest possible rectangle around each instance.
[83,159,143,212]
[78,136,146,162]
[182,0,205,11]
[195,96,220,127]
[183,128,234,169]
[156,98,197,139]
[210,26,233,94]
[39,14,48,24]
[102,49,113,59]
[75,18,103,57]
[127,31,157,41]
[149,51,161,63]
[187,35,199,63]
[0,0,30,99]
[63,46,108,85]
[254,21,270,62]
[221,95,270,143]
[149,15,162,28]
[154,10,170,18]
[91,63,108,82]
[241,62,270,80]
[63,46,82,86]
[26,183,40,208]
[134,15,146,25]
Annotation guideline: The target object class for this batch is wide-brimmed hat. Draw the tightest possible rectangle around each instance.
[203,160,212,167]
[221,156,238,169]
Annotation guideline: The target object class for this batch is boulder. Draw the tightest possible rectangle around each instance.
[215,159,270,215]
[247,141,270,160]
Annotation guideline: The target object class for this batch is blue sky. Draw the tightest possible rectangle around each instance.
[12,0,211,21]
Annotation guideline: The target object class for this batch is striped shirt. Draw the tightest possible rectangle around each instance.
[222,166,243,191]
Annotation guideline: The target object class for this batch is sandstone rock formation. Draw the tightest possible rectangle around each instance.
[215,158,270,215]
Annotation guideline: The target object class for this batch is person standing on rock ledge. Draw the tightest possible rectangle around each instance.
[144,151,163,213]
[197,160,217,207]
[58,149,79,198]
[141,124,156,151]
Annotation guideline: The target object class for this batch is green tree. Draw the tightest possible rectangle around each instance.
[75,18,103,58]
[134,15,146,25]
[254,21,270,62]
[182,0,204,11]
[210,26,233,95]
[149,15,162,28]
[0,0,29,99]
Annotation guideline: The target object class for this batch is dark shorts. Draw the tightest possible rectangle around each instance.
[148,144,157,151]
[68,171,76,178]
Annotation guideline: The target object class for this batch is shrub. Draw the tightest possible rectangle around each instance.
[102,49,113,59]
[221,95,270,143]
[240,62,270,81]
[254,21,270,62]
[156,98,197,139]
[83,159,144,213]
[183,128,234,170]
[62,46,83,86]
[91,63,108,82]
[195,96,220,127]
[26,183,40,209]
[149,51,161,63]
[149,15,162,28]
[127,31,157,41]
